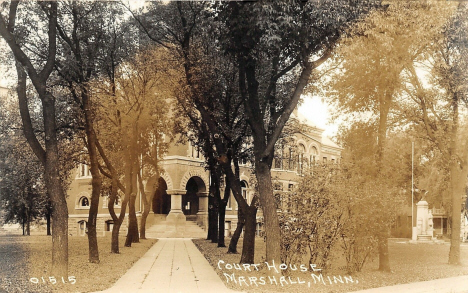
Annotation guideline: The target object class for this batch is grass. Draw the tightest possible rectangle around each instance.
[193,238,468,293]
[0,234,157,293]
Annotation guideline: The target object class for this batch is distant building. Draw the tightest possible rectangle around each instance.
[66,109,342,236]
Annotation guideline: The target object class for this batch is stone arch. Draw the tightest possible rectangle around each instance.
[308,142,321,156]
[297,139,308,153]
[75,191,90,208]
[239,174,250,184]
[153,177,170,214]
[179,169,208,192]
[145,171,173,194]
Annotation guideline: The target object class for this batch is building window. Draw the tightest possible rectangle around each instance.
[80,197,89,207]
[78,220,87,236]
[288,184,294,192]
[323,157,327,164]
[225,221,232,237]
[78,163,91,178]
[105,220,114,232]
[103,195,121,209]
[310,146,318,166]
[288,148,295,170]
[274,182,283,191]
[241,180,248,205]
[274,145,283,169]
[298,144,306,174]
[189,142,200,159]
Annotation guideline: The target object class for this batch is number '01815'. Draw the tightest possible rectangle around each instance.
[30,276,76,285]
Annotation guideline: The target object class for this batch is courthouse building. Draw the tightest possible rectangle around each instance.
[66,111,342,236]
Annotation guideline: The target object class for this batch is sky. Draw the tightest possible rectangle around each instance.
[298,94,338,138]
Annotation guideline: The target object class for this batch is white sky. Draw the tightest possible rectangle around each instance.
[298,94,338,138]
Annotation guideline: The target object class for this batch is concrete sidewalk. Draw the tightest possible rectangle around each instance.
[95,238,237,293]
[351,274,468,293]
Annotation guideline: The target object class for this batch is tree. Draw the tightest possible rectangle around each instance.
[397,2,468,265]
[0,1,70,276]
[93,47,173,248]
[213,0,382,264]
[337,122,405,272]
[54,0,135,263]
[323,1,455,271]
[0,135,47,236]
[133,2,258,261]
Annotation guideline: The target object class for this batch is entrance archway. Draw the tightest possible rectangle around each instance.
[183,177,206,215]
[152,177,170,214]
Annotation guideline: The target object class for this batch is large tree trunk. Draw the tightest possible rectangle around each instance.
[255,160,281,264]
[139,202,150,240]
[207,193,218,242]
[240,205,257,264]
[108,178,128,254]
[111,221,122,253]
[83,89,102,264]
[228,206,245,254]
[448,163,464,265]
[3,3,67,276]
[218,176,231,247]
[448,96,466,265]
[44,95,69,278]
[125,192,140,246]
[218,200,227,248]
[26,209,30,236]
[139,173,153,240]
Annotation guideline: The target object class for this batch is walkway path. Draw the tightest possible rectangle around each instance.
[96,238,237,293]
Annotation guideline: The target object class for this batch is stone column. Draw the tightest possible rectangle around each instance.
[166,189,186,231]
[197,191,209,230]
[416,199,429,235]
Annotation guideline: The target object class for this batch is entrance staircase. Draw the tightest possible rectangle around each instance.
[144,214,206,239]
[417,234,433,242]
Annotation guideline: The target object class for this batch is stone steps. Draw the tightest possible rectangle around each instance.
[417,234,433,242]
[145,218,206,239]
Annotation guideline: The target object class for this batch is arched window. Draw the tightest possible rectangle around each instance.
[310,146,318,165]
[80,197,89,207]
[274,144,283,169]
[189,142,200,159]
[298,144,306,174]
[241,180,248,201]
[288,147,295,170]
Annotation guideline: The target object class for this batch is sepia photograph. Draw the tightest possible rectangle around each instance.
[0,1,467,292]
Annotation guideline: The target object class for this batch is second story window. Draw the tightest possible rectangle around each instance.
[189,142,200,159]
[310,146,318,166]
[298,144,306,175]
[77,153,91,178]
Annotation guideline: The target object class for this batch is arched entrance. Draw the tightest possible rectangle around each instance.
[152,177,170,214]
[183,177,206,215]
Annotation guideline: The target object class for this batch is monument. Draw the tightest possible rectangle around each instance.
[412,198,434,242]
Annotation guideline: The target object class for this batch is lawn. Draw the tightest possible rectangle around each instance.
[0,234,157,293]
[193,238,468,293]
